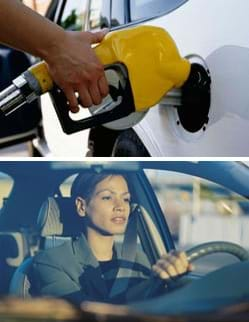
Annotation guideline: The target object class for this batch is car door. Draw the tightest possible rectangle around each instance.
[88,0,249,157]
[35,0,249,157]
[126,0,249,157]
[88,0,193,157]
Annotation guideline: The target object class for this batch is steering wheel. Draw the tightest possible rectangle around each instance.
[186,241,249,262]
[146,241,249,299]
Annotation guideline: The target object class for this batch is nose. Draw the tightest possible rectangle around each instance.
[114,198,125,211]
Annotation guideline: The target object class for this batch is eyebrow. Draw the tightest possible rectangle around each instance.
[96,189,130,196]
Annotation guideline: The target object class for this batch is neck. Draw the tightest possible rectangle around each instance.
[87,227,114,261]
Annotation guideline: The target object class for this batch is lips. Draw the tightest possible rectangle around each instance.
[111,216,126,224]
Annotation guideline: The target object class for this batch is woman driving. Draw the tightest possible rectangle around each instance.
[31,172,192,305]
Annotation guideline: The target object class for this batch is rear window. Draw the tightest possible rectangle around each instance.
[129,0,188,22]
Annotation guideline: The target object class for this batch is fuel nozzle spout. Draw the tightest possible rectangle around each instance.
[0,84,21,115]
[0,76,36,115]
[0,61,53,116]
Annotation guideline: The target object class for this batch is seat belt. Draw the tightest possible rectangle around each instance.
[109,205,141,299]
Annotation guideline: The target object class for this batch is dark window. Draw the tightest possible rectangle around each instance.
[111,0,125,27]
[59,0,88,30]
[129,0,188,22]
[89,0,111,30]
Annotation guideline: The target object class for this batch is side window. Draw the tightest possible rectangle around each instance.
[59,0,88,30]
[89,0,110,30]
[111,0,125,27]
[129,0,188,22]
[145,169,249,274]
[0,173,13,209]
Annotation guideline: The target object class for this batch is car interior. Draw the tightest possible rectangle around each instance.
[1,161,249,318]
[0,162,173,302]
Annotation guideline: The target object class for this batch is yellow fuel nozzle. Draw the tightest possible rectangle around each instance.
[27,61,53,94]
[30,26,191,108]
[0,25,193,133]
[95,25,191,112]
[1,26,190,115]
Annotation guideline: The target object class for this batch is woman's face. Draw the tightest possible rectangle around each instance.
[84,175,131,235]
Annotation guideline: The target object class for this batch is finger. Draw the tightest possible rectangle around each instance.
[157,259,178,278]
[167,255,187,275]
[98,75,109,97]
[78,87,93,108]
[179,251,189,269]
[63,88,79,113]
[89,29,109,44]
[89,81,102,105]
[152,265,170,280]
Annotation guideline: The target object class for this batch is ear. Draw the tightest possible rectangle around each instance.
[75,197,87,217]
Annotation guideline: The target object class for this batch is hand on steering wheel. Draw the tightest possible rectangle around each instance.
[147,241,249,299]
[152,250,193,282]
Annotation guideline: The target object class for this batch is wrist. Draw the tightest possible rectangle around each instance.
[38,24,67,63]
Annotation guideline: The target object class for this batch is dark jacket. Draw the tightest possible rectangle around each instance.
[31,234,153,305]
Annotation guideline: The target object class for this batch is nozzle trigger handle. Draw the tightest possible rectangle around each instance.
[50,64,131,134]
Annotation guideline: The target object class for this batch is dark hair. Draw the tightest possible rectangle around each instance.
[71,171,132,203]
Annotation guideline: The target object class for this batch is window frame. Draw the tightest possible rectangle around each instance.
[108,0,189,31]
[126,0,189,26]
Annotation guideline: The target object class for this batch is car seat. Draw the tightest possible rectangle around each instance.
[0,231,31,295]
[9,196,82,298]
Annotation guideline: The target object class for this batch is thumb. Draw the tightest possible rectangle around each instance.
[89,29,109,44]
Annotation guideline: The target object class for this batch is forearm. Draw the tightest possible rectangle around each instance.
[0,0,65,60]
[0,0,109,111]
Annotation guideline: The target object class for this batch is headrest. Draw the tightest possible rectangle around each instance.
[37,197,83,237]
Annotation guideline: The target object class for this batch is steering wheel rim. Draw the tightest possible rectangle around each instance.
[186,241,249,262]
[146,241,249,299]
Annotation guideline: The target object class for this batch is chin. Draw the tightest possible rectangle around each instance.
[112,228,126,235]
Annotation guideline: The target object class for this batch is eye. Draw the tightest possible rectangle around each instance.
[102,195,112,201]
[124,197,131,203]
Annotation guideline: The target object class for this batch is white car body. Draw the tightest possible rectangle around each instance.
[38,0,249,157]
